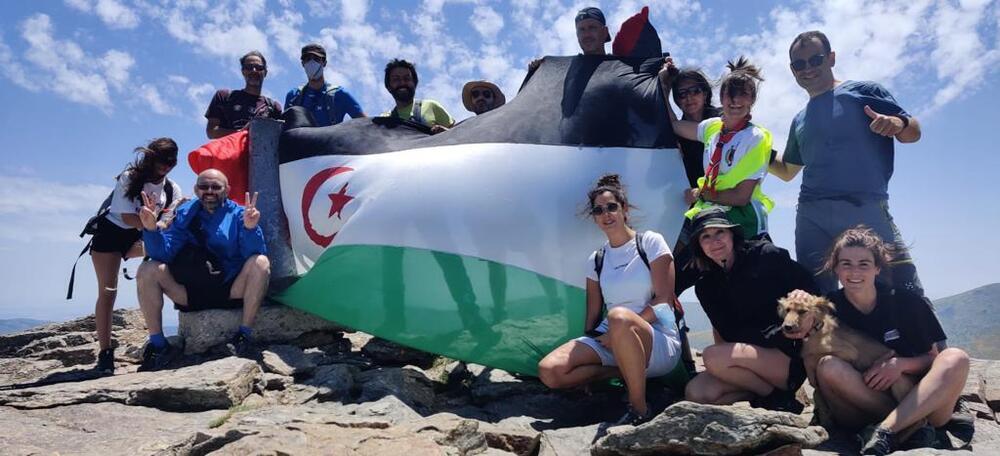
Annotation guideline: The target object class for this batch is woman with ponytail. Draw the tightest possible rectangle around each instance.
[89,138,182,375]
[538,174,687,426]
[659,56,775,239]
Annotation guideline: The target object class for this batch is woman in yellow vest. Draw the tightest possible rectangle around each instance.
[659,56,774,238]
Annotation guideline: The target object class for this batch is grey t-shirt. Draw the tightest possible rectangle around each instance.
[784,80,908,202]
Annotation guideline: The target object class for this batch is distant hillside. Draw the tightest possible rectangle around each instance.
[934,283,1000,359]
[0,318,50,335]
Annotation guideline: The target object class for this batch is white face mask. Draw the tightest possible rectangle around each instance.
[304,60,323,80]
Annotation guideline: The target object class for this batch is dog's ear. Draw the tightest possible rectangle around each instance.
[821,297,836,314]
[776,298,788,317]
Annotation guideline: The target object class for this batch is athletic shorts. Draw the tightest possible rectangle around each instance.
[174,278,242,312]
[90,216,141,258]
[576,322,684,383]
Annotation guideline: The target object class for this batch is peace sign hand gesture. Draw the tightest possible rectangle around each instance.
[243,192,261,230]
[139,191,160,231]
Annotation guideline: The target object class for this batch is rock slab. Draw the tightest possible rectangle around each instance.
[178,305,342,355]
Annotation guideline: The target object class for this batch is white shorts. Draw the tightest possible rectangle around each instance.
[575,320,681,377]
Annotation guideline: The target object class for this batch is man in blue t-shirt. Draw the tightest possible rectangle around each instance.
[285,43,366,127]
[770,31,925,295]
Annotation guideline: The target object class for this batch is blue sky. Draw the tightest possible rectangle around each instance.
[0,0,998,324]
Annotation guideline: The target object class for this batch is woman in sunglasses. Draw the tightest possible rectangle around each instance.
[538,174,687,426]
[88,138,183,375]
[670,69,721,189]
[659,56,774,240]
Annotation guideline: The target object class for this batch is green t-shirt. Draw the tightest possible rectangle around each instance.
[383,99,455,128]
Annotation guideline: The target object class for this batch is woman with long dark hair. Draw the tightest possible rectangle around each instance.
[670,68,721,188]
[89,137,181,374]
[538,174,687,425]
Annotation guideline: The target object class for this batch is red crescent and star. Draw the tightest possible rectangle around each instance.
[301,166,355,247]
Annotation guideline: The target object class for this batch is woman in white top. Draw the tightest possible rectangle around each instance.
[89,138,182,375]
[538,174,686,426]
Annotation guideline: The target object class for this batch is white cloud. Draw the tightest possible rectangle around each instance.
[156,1,271,61]
[471,6,504,42]
[341,0,370,23]
[100,49,134,90]
[0,175,112,243]
[0,34,33,90]
[64,0,141,29]
[267,9,305,62]
[138,83,177,115]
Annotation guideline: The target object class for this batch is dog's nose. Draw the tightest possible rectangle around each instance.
[783,324,796,332]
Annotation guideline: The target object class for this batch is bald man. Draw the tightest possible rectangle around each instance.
[135,169,270,371]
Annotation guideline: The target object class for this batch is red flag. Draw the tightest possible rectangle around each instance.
[187,130,249,204]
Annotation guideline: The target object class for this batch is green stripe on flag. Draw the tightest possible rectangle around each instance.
[274,244,586,375]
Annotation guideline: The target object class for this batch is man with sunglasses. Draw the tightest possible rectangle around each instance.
[461,80,506,115]
[770,31,925,297]
[285,43,366,127]
[205,50,283,139]
[134,169,270,371]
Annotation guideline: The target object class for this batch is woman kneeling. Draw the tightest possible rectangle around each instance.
[538,174,687,426]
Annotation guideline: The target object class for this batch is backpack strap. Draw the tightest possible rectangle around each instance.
[164,178,175,209]
[66,239,94,300]
[411,99,425,126]
[635,231,650,270]
[593,247,605,278]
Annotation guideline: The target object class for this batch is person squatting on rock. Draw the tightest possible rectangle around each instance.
[205,51,283,139]
[769,30,926,297]
[89,138,183,375]
[660,56,775,241]
[382,58,454,134]
[284,43,367,127]
[783,227,970,455]
[135,169,270,371]
[538,174,687,426]
[678,207,817,413]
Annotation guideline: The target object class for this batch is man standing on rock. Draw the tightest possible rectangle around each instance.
[135,169,270,371]
[382,58,454,134]
[284,43,366,127]
[205,51,283,139]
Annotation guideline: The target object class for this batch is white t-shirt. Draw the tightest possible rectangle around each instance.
[586,231,672,332]
[105,171,182,229]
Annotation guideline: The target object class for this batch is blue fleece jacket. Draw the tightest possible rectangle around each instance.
[143,198,267,283]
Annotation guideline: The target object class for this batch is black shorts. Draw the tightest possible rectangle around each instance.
[175,279,243,312]
[90,217,141,257]
[787,356,807,391]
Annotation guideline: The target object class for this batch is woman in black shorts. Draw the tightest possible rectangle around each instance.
[90,138,181,374]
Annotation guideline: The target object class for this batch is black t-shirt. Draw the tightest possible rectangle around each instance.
[829,287,947,357]
[204,89,282,130]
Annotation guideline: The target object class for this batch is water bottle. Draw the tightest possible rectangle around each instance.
[652,303,676,333]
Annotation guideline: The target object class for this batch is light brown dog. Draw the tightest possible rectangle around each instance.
[777,292,914,403]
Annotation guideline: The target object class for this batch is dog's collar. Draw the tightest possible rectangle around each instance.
[805,319,824,338]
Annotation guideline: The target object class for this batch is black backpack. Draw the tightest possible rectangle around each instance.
[66,177,175,299]
[594,231,697,378]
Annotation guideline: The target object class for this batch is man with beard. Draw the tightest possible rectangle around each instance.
[205,51,283,139]
[382,59,454,134]
[134,169,270,371]
[285,43,366,127]
[528,7,611,72]
[461,80,506,116]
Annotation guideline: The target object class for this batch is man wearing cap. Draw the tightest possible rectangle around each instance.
[462,80,506,115]
[205,50,283,139]
[382,58,454,134]
[285,44,366,127]
[527,7,611,72]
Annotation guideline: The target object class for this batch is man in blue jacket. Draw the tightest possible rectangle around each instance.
[135,169,270,371]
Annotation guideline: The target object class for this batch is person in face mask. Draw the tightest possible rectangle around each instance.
[284,43,366,127]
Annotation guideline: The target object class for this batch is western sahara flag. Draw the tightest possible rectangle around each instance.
[275,55,687,375]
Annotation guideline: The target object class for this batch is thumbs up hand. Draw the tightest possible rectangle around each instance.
[864,105,905,137]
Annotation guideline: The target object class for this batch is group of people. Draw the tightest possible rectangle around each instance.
[80,6,969,455]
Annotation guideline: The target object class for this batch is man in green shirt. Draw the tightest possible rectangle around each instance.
[382,59,454,134]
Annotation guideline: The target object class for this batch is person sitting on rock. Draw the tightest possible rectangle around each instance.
[538,174,687,426]
[135,169,270,371]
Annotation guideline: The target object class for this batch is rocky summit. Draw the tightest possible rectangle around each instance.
[2,308,1000,455]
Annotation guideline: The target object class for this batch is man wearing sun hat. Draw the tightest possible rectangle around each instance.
[462,80,506,115]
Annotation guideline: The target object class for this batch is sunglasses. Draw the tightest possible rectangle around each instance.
[675,86,703,99]
[197,183,224,191]
[590,202,621,216]
[242,64,266,72]
[471,89,493,99]
[790,53,827,71]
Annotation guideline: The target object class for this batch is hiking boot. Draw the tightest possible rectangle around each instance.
[612,404,652,427]
[900,423,937,450]
[226,332,258,360]
[95,348,114,375]
[750,388,804,414]
[137,343,179,372]
[859,426,896,456]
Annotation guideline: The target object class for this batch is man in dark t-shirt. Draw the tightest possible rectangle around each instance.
[205,51,282,139]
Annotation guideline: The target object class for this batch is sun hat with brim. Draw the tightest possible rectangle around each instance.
[688,206,740,243]
[462,80,506,112]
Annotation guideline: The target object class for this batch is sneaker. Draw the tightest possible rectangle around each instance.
[612,404,652,427]
[750,388,804,414]
[137,342,179,372]
[900,423,937,450]
[859,426,896,456]
[95,348,114,375]
[226,332,258,359]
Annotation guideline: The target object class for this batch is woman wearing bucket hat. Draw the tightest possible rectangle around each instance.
[538,174,687,426]
[683,207,817,413]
